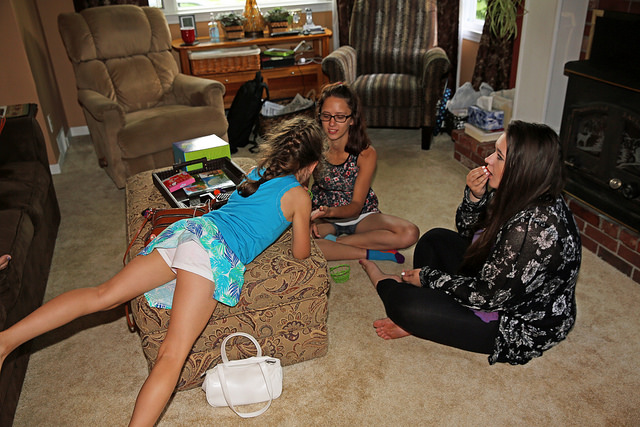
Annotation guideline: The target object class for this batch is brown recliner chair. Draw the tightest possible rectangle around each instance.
[59,5,228,188]
[321,0,450,149]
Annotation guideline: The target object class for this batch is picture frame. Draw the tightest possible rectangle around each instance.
[179,14,197,34]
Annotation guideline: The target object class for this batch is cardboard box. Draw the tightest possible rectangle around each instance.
[467,105,504,131]
[173,134,231,171]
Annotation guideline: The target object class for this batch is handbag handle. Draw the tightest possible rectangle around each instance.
[220,332,262,363]
[217,361,273,418]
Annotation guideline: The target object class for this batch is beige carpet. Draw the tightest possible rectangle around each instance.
[13,129,640,426]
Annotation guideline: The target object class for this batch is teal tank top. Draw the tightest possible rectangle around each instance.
[205,168,300,264]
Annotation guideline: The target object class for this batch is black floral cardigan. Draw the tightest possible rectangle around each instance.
[419,187,582,364]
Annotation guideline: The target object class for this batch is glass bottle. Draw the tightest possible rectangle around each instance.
[208,13,220,42]
[243,0,265,38]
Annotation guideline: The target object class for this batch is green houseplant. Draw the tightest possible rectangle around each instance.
[218,12,246,39]
[264,7,290,33]
[486,0,526,39]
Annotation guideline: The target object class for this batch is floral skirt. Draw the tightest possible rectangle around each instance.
[139,217,245,307]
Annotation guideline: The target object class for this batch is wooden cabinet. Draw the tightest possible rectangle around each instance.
[172,30,332,108]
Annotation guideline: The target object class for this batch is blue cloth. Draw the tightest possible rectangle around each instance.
[205,169,300,264]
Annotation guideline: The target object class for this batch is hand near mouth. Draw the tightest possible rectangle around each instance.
[466,166,489,202]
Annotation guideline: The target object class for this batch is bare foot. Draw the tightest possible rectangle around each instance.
[359,259,401,288]
[373,318,411,340]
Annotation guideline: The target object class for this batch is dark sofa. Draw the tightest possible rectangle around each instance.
[0,104,60,426]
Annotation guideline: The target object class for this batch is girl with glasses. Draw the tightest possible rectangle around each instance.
[309,82,419,263]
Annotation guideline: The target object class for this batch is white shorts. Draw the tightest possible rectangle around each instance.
[156,239,214,282]
[332,211,376,227]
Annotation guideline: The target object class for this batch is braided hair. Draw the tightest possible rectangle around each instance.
[236,116,326,197]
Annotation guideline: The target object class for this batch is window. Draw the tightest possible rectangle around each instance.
[461,0,487,42]
[152,0,332,23]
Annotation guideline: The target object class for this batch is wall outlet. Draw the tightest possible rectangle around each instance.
[46,114,54,133]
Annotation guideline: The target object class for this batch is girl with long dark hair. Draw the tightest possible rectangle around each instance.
[360,121,582,365]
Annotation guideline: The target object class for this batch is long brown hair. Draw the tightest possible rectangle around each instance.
[236,116,325,197]
[317,82,371,155]
[460,121,566,273]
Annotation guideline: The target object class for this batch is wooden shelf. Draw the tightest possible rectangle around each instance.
[172,30,332,107]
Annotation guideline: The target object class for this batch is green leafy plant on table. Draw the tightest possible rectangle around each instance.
[217,12,246,27]
[264,7,290,34]
[217,12,246,40]
[264,7,291,23]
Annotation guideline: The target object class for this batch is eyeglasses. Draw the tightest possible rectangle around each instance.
[319,113,352,123]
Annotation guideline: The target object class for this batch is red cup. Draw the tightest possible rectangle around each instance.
[180,28,196,44]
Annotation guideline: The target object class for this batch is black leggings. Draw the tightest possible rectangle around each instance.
[376,228,498,354]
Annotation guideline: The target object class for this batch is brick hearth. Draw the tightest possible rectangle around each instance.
[452,129,640,284]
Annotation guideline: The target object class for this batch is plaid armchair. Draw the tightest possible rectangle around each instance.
[322,0,450,149]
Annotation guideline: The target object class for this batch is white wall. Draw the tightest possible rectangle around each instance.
[512,0,588,132]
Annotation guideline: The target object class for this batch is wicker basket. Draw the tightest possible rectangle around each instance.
[268,21,289,34]
[223,25,244,40]
[189,46,261,75]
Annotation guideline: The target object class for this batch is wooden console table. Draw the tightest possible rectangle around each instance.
[172,30,332,107]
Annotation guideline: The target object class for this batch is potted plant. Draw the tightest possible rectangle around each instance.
[486,0,526,39]
[218,12,246,40]
[264,7,291,34]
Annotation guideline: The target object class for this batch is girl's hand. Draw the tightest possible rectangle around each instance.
[0,254,11,270]
[400,268,422,287]
[466,166,489,202]
[311,206,330,221]
[311,222,321,238]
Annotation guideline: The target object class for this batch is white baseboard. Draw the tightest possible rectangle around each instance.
[49,128,73,175]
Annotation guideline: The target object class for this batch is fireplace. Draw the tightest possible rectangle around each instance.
[560,10,640,233]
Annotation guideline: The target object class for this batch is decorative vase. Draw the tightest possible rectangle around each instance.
[243,0,265,38]
[223,25,244,40]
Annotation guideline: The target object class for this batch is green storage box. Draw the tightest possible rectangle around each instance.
[173,134,231,171]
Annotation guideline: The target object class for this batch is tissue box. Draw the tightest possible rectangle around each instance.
[468,105,504,131]
[173,134,231,171]
[491,95,513,128]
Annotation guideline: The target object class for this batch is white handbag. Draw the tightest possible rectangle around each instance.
[201,332,283,418]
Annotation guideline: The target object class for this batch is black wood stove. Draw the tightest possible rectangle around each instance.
[560,11,640,232]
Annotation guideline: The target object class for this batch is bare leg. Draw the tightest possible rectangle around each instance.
[0,252,174,376]
[313,214,418,261]
[316,239,367,261]
[338,213,419,250]
[129,269,217,426]
[358,259,402,286]
[373,318,411,340]
[359,260,412,340]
